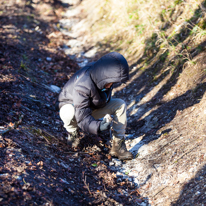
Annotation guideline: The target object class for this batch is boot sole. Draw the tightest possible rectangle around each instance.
[110,152,133,160]
[110,151,118,157]
[118,156,133,160]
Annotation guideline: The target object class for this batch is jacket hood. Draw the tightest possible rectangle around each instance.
[90,52,129,90]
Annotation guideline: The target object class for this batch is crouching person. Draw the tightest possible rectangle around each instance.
[58,52,133,160]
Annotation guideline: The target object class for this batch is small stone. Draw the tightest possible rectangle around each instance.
[116,172,123,178]
[112,159,122,167]
[0,173,9,178]
[46,57,52,61]
[135,198,142,203]
[125,134,134,139]
[77,59,88,68]
[66,39,82,47]
[109,162,115,166]
[84,47,97,58]
[37,161,44,166]
[49,85,61,93]
[61,0,81,6]
[14,175,22,180]
[128,177,133,182]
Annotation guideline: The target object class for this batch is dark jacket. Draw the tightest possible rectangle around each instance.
[58,52,129,134]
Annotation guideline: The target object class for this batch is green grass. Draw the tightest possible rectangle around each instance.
[20,61,27,70]
[80,0,206,89]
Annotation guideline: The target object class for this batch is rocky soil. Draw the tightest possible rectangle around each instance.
[0,0,206,206]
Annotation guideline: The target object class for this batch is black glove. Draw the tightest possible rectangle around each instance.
[99,118,110,132]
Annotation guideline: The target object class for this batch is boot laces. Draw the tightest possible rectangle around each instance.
[69,130,78,141]
[118,138,127,151]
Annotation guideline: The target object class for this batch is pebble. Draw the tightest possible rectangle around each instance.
[109,162,115,166]
[46,57,52,61]
[140,202,147,206]
[0,173,9,177]
[125,134,134,139]
[116,171,123,178]
[112,159,122,167]
[84,47,97,58]
[61,0,81,5]
[14,175,22,180]
[66,39,82,47]
[60,162,70,169]
[49,85,61,93]
[128,177,133,182]
[77,59,89,68]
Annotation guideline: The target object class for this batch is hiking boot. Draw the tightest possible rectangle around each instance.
[110,137,133,160]
[66,130,80,148]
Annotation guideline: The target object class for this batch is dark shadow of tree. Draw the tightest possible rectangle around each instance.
[171,164,206,205]
[129,83,206,156]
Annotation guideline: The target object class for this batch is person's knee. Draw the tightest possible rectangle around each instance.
[59,104,75,122]
[114,98,127,112]
[118,99,126,108]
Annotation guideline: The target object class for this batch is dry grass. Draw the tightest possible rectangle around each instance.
[178,52,206,91]
[78,0,205,63]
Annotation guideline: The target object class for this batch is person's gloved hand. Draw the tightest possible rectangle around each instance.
[99,118,110,132]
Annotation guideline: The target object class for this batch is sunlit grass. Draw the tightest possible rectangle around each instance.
[79,0,205,64]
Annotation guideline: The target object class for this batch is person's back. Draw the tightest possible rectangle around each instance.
[58,63,94,108]
[58,52,133,160]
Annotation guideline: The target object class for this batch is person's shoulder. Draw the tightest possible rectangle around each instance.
[86,61,96,67]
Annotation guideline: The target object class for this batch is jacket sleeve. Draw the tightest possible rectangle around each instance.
[73,86,101,135]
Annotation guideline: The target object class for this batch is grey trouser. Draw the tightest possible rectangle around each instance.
[59,98,127,139]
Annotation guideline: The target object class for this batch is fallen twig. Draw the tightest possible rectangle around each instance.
[21,105,42,117]
[138,135,181,160]
[173,144,200,164]
[64,151,89,154]
[0,114,24,135]
[10,93,43,103]
[152,186,168,198]
[32,127,59,143]
[43,129,58,141]
[19,73,55,92]
[103,184,109,192]
[82,172,92,195]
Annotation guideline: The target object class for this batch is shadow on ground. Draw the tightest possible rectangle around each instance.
[171,164,206,205]
[129,82,206,155]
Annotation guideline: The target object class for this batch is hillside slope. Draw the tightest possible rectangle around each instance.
[0,0,206,206]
